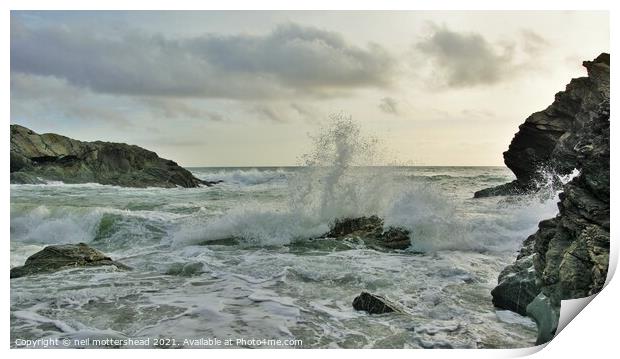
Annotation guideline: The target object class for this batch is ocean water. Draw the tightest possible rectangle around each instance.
[10,165,564,349]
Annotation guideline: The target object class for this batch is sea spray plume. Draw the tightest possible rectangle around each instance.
[172,116,562,252]
[290,115,479,251]
[178,115,466,249]
[289,113,387,222]
[173,114,392,246]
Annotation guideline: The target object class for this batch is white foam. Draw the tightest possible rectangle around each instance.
[10,205,104,245]
[13,310,76,333]
[496,310,537,328]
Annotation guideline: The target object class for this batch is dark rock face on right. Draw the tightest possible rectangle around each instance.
[10,124,213,188]
[10,243,130,278]
[352,292,398,314]
[489,54,610,345]
[475,53,609,198]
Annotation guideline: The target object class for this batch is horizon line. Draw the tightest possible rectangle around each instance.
[183,164,508,168]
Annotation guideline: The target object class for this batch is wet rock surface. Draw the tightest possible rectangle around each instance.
[489,54,610,344]
[490,254,539,316]
[10,243,130,278]
[10,124,217,188]
[352,292,399,314]
[321,215,411,250]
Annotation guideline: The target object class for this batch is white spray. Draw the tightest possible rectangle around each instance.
[174,116,563,252]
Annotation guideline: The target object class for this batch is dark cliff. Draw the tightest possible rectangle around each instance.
[487,54,610,345]
[475,53,609,198]
[10,124,213,188]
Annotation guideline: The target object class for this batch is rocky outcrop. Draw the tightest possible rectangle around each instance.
[320,216,411,250]
[475,53,609,198]
[489,54,610,345]
[10,243,130,278]
[352,292,399,314]
[10,124,216,188]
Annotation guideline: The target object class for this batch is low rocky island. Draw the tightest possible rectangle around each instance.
[10,124,217,188]
[483,53,610,344]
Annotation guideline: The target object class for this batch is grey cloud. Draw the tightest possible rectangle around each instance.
[520,30,549,56]
[140,136,206,148]
[11,19,395,99]
[290,102,321,123]
[378,97,399,115]
[191,24,394,90]
[12,72,227,132]
[251,105,287,123]
[11,73,131,126]
[142,98,226,122]
[290,103,312,117]
[249,102,322,123]
[416,26,515,87]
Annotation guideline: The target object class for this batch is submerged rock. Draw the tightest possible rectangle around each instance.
[10,124,218,188]
[475,53,609,198]
[165,262,205,277]
[10,243,130,278]
[352,292,398,314]
[489,54,610,344]
[321,216,411,250]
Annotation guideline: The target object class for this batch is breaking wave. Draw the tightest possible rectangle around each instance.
[172,116,562,252]
[11,116,570,254]
[193,168,291,186]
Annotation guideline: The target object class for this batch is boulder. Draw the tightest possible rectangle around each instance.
[10,124,218,188]
[352,292,399,314]
[321,215,411,250]
[10,243,130,278]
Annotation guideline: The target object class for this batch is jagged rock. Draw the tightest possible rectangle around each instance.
[10,243,130,278]
[475,53,609,197]
[9,171,46,184]
[489,54,609,344]
[10,124,218,188]
[352,292,398,314]
[321,215,411,250]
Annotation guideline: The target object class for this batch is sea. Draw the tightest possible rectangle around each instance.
[10,121,569,349]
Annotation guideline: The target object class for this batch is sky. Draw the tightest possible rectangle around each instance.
[10,11,609,167]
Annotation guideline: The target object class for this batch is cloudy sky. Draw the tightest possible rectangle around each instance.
[10,11,609,166]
